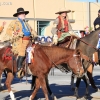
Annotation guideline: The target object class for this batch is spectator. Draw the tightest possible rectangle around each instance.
[80,30,85,38]
[84,26,90,35]
[94,9,100,30]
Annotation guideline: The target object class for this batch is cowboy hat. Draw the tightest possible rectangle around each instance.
[13,7,29,17]
[55,7,71,14]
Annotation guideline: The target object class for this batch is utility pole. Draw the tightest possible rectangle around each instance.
[64,0,66,7]
[87,2,91,28]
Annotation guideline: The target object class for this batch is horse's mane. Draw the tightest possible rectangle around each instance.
[41,45,73,53]
[36,45,74,62]
[76,28,100,46]
[81,30,97,39]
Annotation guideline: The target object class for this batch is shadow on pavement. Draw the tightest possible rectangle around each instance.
[3,83,97,100]
[1,74,100,100]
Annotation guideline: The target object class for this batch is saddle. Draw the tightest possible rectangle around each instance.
[57,36,77,49]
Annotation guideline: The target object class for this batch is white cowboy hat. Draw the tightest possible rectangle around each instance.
[55,7,71,14]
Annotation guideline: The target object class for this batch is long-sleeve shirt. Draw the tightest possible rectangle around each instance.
[94,16,100,30]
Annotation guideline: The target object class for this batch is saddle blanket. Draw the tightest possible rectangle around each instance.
[26,45,35,63]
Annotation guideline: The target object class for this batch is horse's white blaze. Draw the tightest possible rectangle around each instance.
[29,95,32,100]
[9,91,15,100]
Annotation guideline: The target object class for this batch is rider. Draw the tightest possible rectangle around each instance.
[6,7,37,73]
[94,10,100,64]
[51,7,79,45]
[0,21,6,33]
[94,9,100,30]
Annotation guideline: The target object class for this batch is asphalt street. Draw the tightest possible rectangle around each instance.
[0,65,100,100]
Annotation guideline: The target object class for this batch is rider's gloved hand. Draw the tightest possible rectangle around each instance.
[52,34,58,45]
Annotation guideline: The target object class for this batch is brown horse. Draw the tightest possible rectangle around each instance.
[28,44,91,100]
[35,29,100,99]
[0,46,17,100]
[0,44,90,100]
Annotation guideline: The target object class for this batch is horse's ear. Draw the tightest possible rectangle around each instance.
[75,49,81,55]
[80,51,91,62]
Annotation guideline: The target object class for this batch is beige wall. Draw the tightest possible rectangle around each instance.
[35,0,65,19]
[0,0,34,18]
[0,1,100,41]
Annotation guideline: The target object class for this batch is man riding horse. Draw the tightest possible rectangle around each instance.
[6,7,37,74]
[51,7,79,47]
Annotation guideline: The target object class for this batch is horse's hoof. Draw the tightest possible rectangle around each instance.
[83,94,89,100]
[76,97,81,100]
[80,97,88,100]
[53,96,57,100]
[95,88,100,92]
[97,88,100,92]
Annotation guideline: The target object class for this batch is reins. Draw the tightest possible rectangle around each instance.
[73,54,81,74]
[77,37,98,51]
[67,14,98,51]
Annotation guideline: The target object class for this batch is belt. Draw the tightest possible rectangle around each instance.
[22,36,30,40]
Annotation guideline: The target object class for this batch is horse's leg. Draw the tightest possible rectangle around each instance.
[0,69,7,90]
[29,77,40,100]
[45,76,57,100]
[87,64,99,91]
[38,76,49,100]
[31,75,36,90]
[5,72,15,100]
[74,77,81,99]
[0,71,3,90]
[82,75,89,99]
[70,72,75,90]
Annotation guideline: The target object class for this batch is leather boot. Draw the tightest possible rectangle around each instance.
[17,56,25,70]
[17,56,25,78]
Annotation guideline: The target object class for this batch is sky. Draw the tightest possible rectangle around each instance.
[66,0,100,2]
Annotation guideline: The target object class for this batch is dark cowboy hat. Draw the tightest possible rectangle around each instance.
[13,7,29,17]
[55,7,71,14]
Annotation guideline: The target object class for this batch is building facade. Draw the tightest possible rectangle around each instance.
[0,0,100,41]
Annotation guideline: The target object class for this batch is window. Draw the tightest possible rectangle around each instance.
[37,21,50,36]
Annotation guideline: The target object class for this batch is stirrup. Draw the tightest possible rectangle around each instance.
[17,68,25,79]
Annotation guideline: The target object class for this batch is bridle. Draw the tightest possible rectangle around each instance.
[73,54,84,77]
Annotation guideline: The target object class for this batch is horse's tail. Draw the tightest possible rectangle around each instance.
[31,75,36,90]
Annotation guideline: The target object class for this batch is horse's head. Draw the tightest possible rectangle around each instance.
[68,49,85,77]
